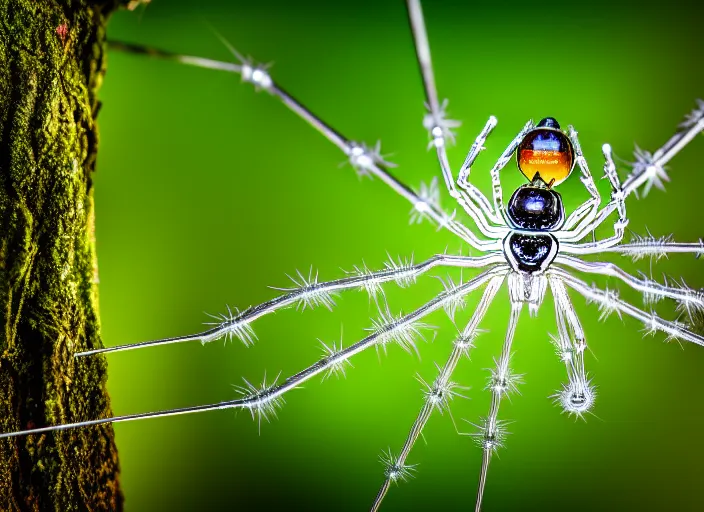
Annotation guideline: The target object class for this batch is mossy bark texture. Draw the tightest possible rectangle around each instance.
[0,1,129,510]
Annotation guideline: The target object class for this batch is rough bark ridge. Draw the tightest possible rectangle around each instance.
[0,1,128,510]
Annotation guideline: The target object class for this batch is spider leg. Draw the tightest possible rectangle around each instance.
[370,274,505,511]
[405,0,456,195]
[558,100,704,248]
[488,120,535,222]
[109,42,498,251]
[549,276,596,418]
[405,0,509,240]
[550,268,704,347]
[76,253,506,357]
[456,118,518,231]
[622,100,704,197]
[561,126,602,231]
[557,144,628,253]
[468,299,524,512]
[555,255,704,314]
[455,184,512,239]
[595,234,704,260]
[456,117,506,226]
[0,266,510,440]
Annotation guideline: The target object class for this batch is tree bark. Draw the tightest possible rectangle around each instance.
[0,1,134,510]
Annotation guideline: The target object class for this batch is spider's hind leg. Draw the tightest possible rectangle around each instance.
[370,273,505,511]
[463,272,540,511]
[0,267,509,441]
[469,299,523,512]
[549,275,596,418]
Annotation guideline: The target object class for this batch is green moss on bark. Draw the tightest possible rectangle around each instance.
[0,1,135,510]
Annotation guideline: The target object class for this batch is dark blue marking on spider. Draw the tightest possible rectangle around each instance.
[506,233,558,273]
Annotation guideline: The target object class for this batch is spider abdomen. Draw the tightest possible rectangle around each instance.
[503,232,558,273]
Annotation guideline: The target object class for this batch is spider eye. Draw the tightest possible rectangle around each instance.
[517,119,575,186]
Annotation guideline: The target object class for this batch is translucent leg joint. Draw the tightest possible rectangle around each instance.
[345,141,396,176]
[240,60,273,91]
[568,126,600,200]
[629,147,671,197]
[422,99,461,149]
[409,177,441,224]
[380,449,417,483]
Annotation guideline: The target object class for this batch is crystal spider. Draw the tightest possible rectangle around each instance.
[2,1,703,510]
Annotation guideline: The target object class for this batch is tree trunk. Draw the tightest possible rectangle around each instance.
[0,1,135,510]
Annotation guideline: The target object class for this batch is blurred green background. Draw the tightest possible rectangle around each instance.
[97,1,704,510]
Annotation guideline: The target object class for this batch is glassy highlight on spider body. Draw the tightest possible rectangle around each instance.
[2,1,703,510]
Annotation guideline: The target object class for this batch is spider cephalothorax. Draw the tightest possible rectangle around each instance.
[2,2,703,512]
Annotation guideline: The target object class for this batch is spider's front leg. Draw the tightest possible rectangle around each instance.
[458,117,536,230]
[453,122,514,238]
[456,116,503,223]
[559,100,704,252]
[370,273,505,511]
[487,120,535,222]
[558,144,628,253]
[560,126,602,231]
[455,117,533,233]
